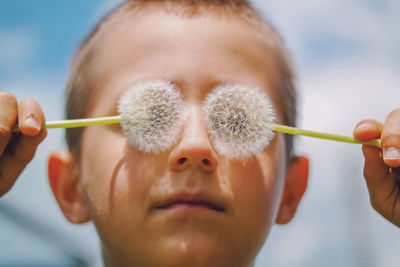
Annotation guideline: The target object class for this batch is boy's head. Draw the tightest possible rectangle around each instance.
[48,1,309,266]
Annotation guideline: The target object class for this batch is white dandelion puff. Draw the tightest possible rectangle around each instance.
[202,83,276,158]
[118,80,185,153]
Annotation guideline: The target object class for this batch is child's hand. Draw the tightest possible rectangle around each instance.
[354,109,400,227]
[0,92,46,197]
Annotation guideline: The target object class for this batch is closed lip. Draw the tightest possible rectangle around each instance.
[152,192,226,212]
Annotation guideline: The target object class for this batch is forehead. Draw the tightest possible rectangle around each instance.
[88,9,282,119]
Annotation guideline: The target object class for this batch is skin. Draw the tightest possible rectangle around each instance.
[0,93,47,196]
[50,12,309,267]
[354,115,400,226]
[0,8,398,267]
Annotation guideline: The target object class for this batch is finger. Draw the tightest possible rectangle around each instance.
[353,119,383,141]
[361,145,398,207]
[0,92,18,156]
[381,108,400,167]
[0,129,47,196]
[362,145,389,185]
[18,98,45,136]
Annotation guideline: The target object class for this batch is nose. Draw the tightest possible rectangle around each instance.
[169,104,218,172]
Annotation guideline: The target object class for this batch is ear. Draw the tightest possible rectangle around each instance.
[275,156,309,225]
[48,150,90,224]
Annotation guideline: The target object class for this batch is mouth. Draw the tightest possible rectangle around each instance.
[154,193,226,213]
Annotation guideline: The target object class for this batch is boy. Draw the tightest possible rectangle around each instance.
[0,0,399,266]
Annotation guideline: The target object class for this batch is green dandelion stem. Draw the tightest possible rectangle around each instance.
[15,115,382,148]
[14,115,122,132]
[273,123,381,148]
[44,115,122,129]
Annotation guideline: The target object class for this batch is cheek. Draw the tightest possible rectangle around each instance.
[229,159,280,232]
[79,127,150,227]
[224,135,286,249]
[79,128,126,219]
[79,126,170,254]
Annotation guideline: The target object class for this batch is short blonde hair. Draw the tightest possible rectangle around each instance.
[65,0,297,161]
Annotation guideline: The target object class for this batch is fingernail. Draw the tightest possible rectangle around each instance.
[23,113,40,131]
[384,147,400,160]
[355,123,370,133]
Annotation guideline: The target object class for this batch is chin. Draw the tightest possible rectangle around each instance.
[151,233,254,267]
[102,232,257,267]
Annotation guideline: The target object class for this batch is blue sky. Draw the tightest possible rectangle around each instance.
[0,1,399,266]
[1,1,95,71]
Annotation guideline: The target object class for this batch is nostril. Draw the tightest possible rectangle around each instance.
[202,159,210,166]
[177,157,187,165]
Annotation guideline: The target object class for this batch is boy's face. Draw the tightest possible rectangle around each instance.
[52,10,307,267]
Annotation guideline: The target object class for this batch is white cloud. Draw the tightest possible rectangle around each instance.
[254,0,400,69]
[0,28,39,70]
[257,222,322,266]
